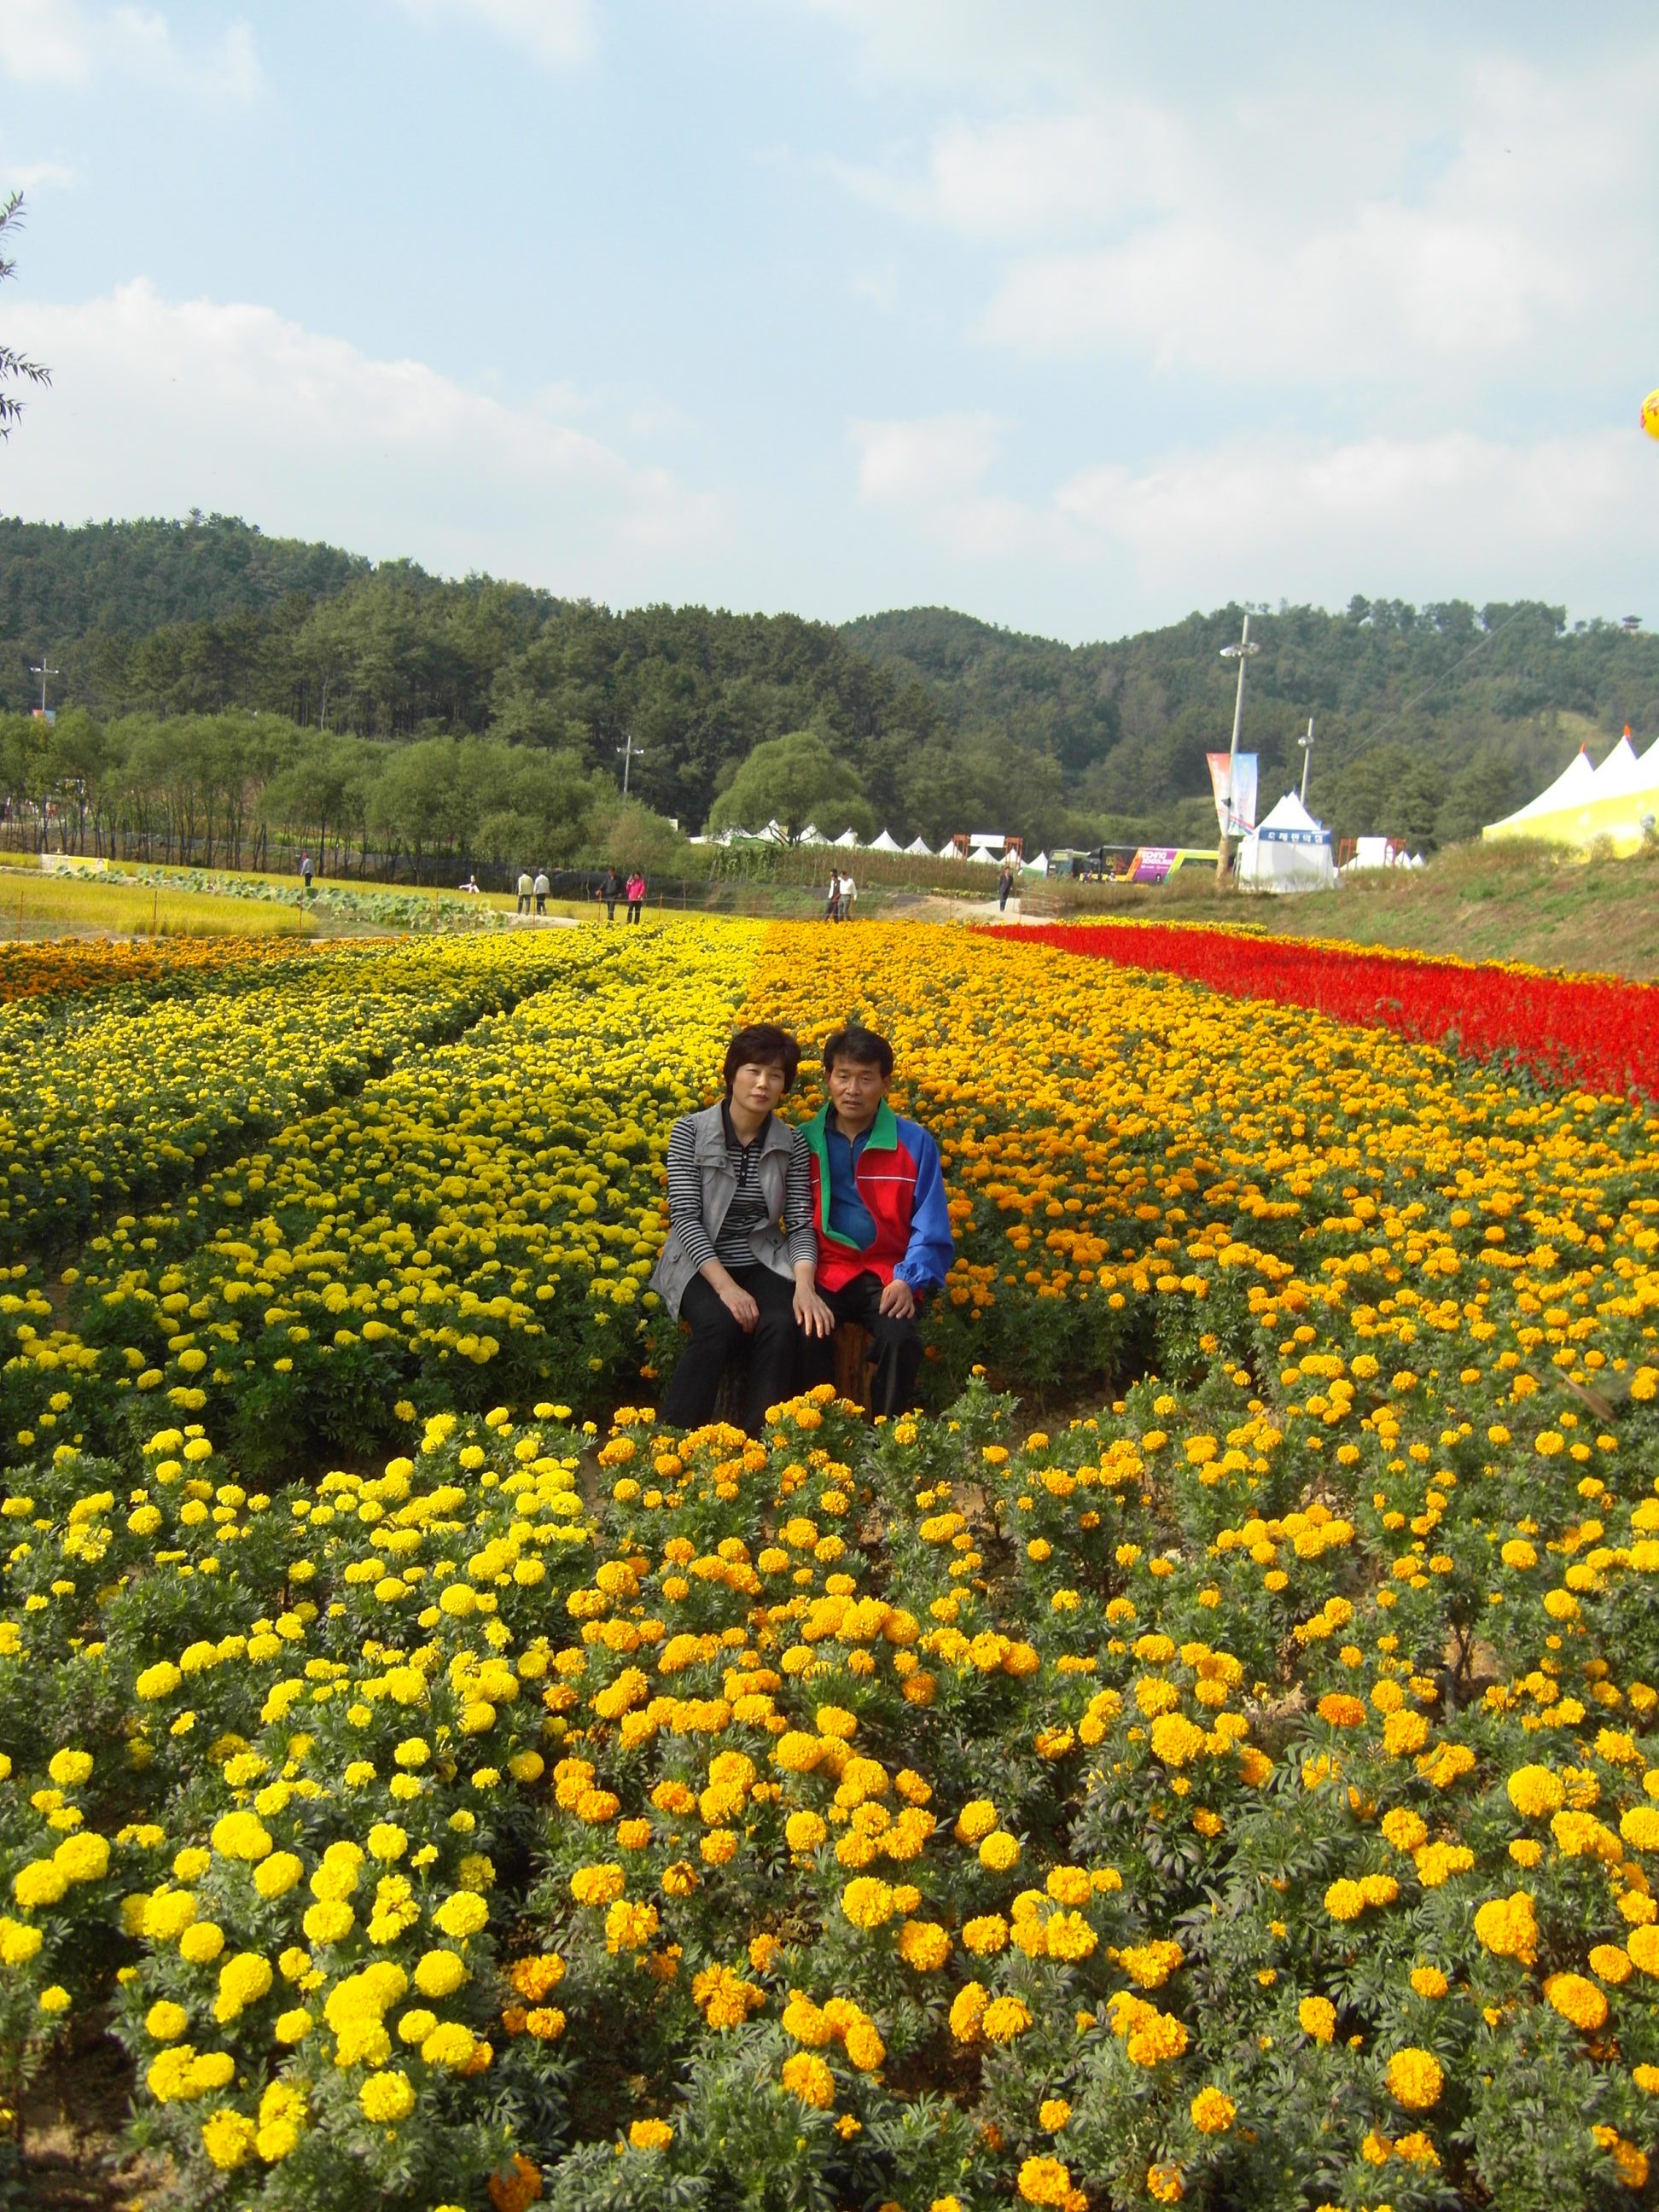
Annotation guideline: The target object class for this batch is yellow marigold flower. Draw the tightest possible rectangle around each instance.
[1017,2155,1074,2206]
[358,2069,416,2124]
[1410,1965,1449,2000]
[780,2052,835,2109]
[1039,2098,1071,2130]
[569,1864,626,1907]
[949,1982,988,2043]
[978,1831,1020,1872]
[896,1920,952,1970]
[1385,2046,1444,2111]
[1590,1945,1632,1984]
[953,1800,998,1844]
[1190,2086,1236,2133]
[1317,1694,1366,1729]
[1544,1972,1608,2033]
[1507,1765,1564,1819]
[963,1914,1008,1954]
[146,2000,189,2041]
[1149,1713,1207,1768]
[785,1811,827,1854]
[201,2109,257,2170]
[1324,1879,1365,1922]
[1382,1808,1429,1852]
[1299,1996,1336,2042]
[1146,2160,1185,2203]
[839,1877,896,1930]
[629,2119,672,2151]
[210,1811,272,1861]
[982,1995,1033,2043]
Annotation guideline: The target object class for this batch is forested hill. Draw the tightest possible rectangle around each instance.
[6,512,1659,849]
[0,515,368,640]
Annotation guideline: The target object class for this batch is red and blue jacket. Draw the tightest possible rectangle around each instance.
[800,1100,954,1295]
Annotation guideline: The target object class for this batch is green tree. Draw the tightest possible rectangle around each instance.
[0,193,49,439]
[706,731,873,843]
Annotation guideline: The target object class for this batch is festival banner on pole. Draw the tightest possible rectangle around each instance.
[1208,751,1258,837]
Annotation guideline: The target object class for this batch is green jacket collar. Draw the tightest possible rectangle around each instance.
[806,1097,899,1155]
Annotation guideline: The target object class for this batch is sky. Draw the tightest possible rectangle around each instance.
[3,0,1658,643]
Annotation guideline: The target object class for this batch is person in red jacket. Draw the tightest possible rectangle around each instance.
[799,1024,954,1414]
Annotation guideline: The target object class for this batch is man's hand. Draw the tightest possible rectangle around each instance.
[719,1283,760,1331]
[878,1276,917,1320]
[794,1284,836,1339]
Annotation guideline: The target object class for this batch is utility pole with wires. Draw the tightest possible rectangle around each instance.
[1298,717,1315,805]
[1214,614,1260,885]
[616,731,645,797]
[30,661,60,716]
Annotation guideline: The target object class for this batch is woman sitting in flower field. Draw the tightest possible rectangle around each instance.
[651,1022,834,1434]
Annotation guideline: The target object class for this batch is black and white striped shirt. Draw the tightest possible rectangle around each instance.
[666,1108,815,1273]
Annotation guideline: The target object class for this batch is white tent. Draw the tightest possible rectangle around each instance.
[1236,790,1337,894]
[1345,836,1405,873]
[1482,748,1595,837]
[797,823,827,846]
[867,829,901,853]
[904,835,934,856]
[1024,851,1050,877]
[969,845,1000,866]
[936,840,960,859]
[832,828,861,849]
[1483,736,1659,854]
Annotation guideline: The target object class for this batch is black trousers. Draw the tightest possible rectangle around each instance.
[804,1270,923,1417]
[627,900,643,923]
[660,1265,800,1437]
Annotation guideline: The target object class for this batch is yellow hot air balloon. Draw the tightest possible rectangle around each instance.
[1644,388,1659,440]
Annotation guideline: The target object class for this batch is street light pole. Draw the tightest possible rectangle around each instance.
[1214,614,1260,885]
[30,661,60,715]
[1298,717,1315,805]
[616,731,645,796]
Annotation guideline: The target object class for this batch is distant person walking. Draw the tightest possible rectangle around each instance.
[824,868,842,923]
[626,870,646,924]
[533,869,550,917]
[516,869,533,916]
[598,866,621,923]
[300,852,314,895]
[835,870,857,921]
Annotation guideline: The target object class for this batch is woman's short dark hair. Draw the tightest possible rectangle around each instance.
[821,1025,894,1079]
[722,1024,801,1094]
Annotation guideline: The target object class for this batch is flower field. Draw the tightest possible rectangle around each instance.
[999,919,1659,1103]
[2,919,1657,2210]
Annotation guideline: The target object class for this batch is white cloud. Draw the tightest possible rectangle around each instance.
[389,0,595,67]
[0,1,259,97]
[836,109,1185,242]
[851,410,998,504]
[2,280,717,589]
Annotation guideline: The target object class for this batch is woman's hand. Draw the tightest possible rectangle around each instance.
[719,1282,760,1331]
[793,1282,836,1339]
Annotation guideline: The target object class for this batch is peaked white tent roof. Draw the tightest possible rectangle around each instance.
[1236,790,1336,894]
[831,828,861,848]
[1484,736,1659,853]
[1586,733,1644,800]
[867,829,901,853]
[904,835,934,856]
[1487,748,1595,831]
[797,823,827,846]
[1025,851,1050,876]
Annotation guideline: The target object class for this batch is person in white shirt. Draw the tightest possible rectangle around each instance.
[836,872,857,921]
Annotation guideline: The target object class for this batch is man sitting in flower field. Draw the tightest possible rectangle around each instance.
[800,1023,953,1415]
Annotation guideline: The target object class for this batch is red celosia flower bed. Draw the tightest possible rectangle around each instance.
[998,922,1659,1099]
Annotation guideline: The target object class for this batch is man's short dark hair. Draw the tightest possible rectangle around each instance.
[722,1024,801,1094]
[822,1025,893,1080]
